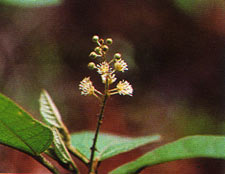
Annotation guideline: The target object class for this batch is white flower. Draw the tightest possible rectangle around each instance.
[114,59,128,72]
[116,80,133,96]
[96,61,111,74]
[101,74,117,84]
[79,77,95,96]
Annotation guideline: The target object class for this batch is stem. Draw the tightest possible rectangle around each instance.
[59,123,89,165]
[88,90,108,173]
[33,154,59,174]
[67,144,89,164]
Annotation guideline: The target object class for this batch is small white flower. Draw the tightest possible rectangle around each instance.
[96,61,111,74]
[114,59,128,72]
[101,74,117,84]
[79,77,95,96]
[116,80,133,96]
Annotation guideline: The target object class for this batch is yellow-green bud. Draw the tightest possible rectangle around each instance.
[92,35,99,42]
[114,53,121,59]
[89,52,97,59]
[102,45,109,52]
[106,38,113,45]
[94,47,102,54]
[88,62,96,69]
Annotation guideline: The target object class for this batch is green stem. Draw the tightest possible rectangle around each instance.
[59,123,89,165]
[33,154,59,174]
[67,143,89,164]
[88,93,108,174]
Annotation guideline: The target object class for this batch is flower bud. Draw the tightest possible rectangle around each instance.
[89,52,97,59]
[94,47,102,54]
[88,62,96,69]
[92,35,99,42]
[99,39,104,45]
[106,38,113,45]
[114,53,121,59]
[102,45,109,52]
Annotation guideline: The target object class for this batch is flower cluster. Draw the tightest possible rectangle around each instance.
[79,35,133,98]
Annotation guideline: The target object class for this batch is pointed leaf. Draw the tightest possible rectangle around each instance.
[0,93,53,155]
[0,0,62,7]
[110,135,225,174]
[52,128,78,173]
[39,89,62,128]
[71,131,161,161]
[52,128,72,163]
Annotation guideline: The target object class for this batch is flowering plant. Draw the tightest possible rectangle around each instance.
[0,35,223,174]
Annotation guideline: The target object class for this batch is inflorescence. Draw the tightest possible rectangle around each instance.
[79,35,133,99]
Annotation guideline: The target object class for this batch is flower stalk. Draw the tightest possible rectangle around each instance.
[89,88,108,173]
[78,35,133,174]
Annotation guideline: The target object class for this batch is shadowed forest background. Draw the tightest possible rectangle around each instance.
[0,0,224,173]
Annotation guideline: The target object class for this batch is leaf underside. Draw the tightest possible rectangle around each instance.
[0,93,53,155]
[71,131,161,161]
[39,89,62,128]
[52,128,72,163]
[110,135,225,174]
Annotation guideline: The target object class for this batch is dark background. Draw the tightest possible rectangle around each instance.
[0,0,224,173]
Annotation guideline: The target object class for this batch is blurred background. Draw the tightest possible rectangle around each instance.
[0,0,224,173]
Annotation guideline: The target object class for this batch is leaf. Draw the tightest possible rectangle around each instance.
[0,0,62,7]
[71,131,161,161]
[52,128,78,173]
[174,0,225,15]
[52,128,72,163]
[110,135,225,174]
[0,93,53,155]
[39,89,62,128]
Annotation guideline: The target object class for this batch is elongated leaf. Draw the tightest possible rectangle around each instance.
[52,128,72,163]
[52,128,78,173]
[39,89,62,128]
[0,0,62,7]
[174,0,225,15]
[110,135,225,174]
[0,93,53,155]
[71,131,161,161]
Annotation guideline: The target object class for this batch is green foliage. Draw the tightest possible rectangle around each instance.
[52,128,78,173]
[0,0,62,7]
[52,128,72,163]
[71,131,161,161]
[39,90,78,171]
[174,0,225,15]
[0,93,53,155]
[110,135,225,174]
[39,89,63,128]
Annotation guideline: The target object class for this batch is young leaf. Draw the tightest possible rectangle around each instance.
[0,0,62,7]
[71,131,161,161]
[52,128,72,163]
[52,128,78,173]
[39,90,86,164]
[0,93,53,155]
[39,89,62,128]
[110,135,225,174]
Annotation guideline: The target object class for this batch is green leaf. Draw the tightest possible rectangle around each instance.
[0,93,53,155]
[110,135,225,174]
[52,128,78,173]
[39,89,63,128]
[174,0,225,15]
[0,0,62,7]
[71,131,161,161]
[52,128,72,163]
